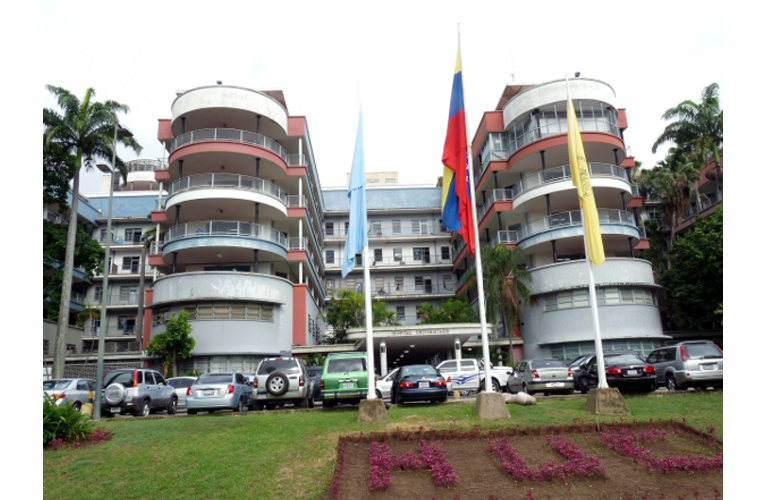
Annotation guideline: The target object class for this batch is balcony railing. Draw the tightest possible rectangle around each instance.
[327,283,455,297]
[518,208,636,241]
[480,189,514,221]
[488,230,520,248]
[125,159,167,172]
[326,254,454,268]
[325,224,450,239]
[164,220,288,249]
[510,163,629,199]
[169,174,287,203]
[287,195,306,208]
[172,128,305,166]
[288,237,308,250]
[684,190,723,219]
[43,208,66,225]
[92,293,139,306]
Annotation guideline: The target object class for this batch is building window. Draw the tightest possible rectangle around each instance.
[124,228,142,244]
[325,279,334,295]
[375,277,385,294]
[122,257,140,273]
[355,253,362,266]
[414,276,424,289]
[119,286,137,304]
[395,276,404,292]
[441,246,451,260]
[344,222,349,235]
[370,221,382,236]
[396,306,406,320]
[117,315,136,334]
[326,250,335,264]
[43,340,49,355]
[374,248,383,262]
[545,287,658,311]
[325,222,334,236]
[411,220,429,234]
[393,248,402,262]
[392,220,401,234]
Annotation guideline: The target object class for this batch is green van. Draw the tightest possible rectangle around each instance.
[320,352,368,407]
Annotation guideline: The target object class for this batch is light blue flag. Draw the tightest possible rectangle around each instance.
[342,107,367,278]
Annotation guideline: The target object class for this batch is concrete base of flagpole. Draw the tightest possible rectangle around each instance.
[475,391,511,421]
[357,398,389,423]
[585,387,630,415]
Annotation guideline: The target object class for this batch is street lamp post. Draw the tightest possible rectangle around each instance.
[93,122,132,420]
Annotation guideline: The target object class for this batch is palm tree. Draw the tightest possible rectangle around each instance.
[43,86,141,377]
[638,149,702,263]
[136,226,165,346]
[652,83,723,199]
[462,245,531,351]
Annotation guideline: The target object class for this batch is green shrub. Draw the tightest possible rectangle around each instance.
[43,395,92,447]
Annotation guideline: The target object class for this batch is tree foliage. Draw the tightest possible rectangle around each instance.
[322,289,399,344]
[461,245,531,336]
[145,310,195,378]
[43,138,75,210]
[418,297,478,324]
[43,220,103,322]
[660,207,723,330]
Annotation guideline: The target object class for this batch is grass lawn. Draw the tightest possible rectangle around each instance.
[43,392,722,500]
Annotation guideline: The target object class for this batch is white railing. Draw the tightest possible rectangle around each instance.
[125,159,167,172]
[519,208,636,241]
[510,163,629,199]
[326,254,454,268]
[480,189,514,221]
[164,220,288,249]
[488,230,520,248]
[169,174,287,203]
[43,208,66,225]
[172,128,303,166]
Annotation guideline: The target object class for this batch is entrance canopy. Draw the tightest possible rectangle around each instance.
[346,323,493,370]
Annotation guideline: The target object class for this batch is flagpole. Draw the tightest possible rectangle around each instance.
[566,74,608,389]
[458,26,493,393]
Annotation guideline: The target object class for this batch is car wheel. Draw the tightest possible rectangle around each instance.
[579,378,590,394]
[135,400,150,417]
[322,399,335,408]
[299,397,309,409]
[492,379,501,393]
[167,397,178,415]
[375,390,382,399]
[666,375,680,392]
[522,383,530,395]
[308,396,315,409]
[72,401,81,413]
[266,372,290,396]
[459,390,470,397]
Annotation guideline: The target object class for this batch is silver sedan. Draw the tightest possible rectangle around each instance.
[506,360,574,395]
[186,373,253,414]
[43,378,95,412]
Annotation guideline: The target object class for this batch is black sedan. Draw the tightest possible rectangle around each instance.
[390,364,448,404]
[576,351,656,393]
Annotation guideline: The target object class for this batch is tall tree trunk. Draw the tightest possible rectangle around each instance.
[136,247,146,346]
[53,157,81,378]
[172,347,178,378]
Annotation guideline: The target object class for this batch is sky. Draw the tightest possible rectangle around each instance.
[39,0,724,194]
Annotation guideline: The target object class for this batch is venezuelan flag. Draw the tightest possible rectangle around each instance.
[567,96,605,266]
[442,47,475,256]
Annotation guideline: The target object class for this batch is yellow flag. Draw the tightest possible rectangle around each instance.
[567,98,605,266]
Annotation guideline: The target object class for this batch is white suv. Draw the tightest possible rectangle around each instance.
[252,357,314,410]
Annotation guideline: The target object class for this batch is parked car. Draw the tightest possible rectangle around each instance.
[43,378,95,412]
[101,368,178,417]
[252,357,314,410]
[375,368,399,400]
[167,376,198,409]
[186,372,253,414]
[306,365,323,402]
[320,353,368,407]
[645,341,723,391]
[506,359,574,395]
[575,351,656,394]
[390,364,448,404]
[435,358,510,394]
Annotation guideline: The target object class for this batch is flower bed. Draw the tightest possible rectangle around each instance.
[326,420,722,500]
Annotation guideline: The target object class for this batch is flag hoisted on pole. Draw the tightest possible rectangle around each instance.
[443,31,495,394]
[566,75,608,388]
[342,105,377,399]
[441,46,476,257]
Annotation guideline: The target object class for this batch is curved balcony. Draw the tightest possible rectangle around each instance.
[513,163,628,197]
[163,220,288,258]
[171,128,306,167]
[517,208,639,249]
[169,173,288,203]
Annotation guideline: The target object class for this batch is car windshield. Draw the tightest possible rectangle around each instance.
[402,365,439,377]
[258,360,301,375]
[684,343,722,359]
[604,353,645,364]
[531,360,567,369]
[197,374,233,384]
[43,380,71,390]
[327,358,366,373]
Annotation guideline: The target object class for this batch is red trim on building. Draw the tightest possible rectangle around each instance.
[618,109,629,130]
[287,116,306,137]
[620,155,635,168]
[287,207,307,218]
[169,142,289,175]
[471,111,505,157]
[634,238,650,251]
[157,119,173,141]
[292,284,307,346]
[626,197,644,209]
[286,250,307,262]
[155,170,172,182]
[148,254,164,267]
[151,211,168,223]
